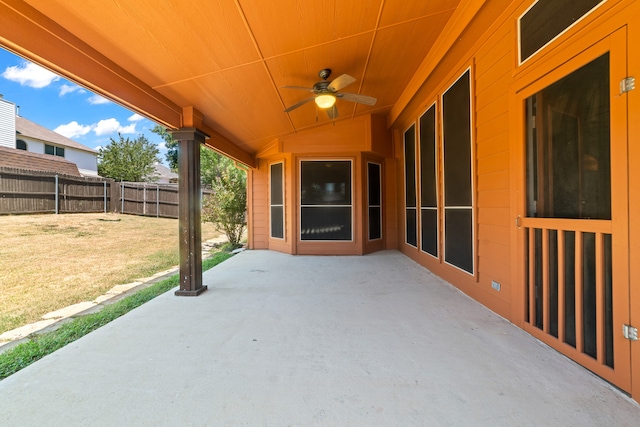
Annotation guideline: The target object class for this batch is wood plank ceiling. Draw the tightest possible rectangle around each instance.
[1,0,461,160]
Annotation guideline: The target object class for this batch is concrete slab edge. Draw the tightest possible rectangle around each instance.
[0,239,231,355]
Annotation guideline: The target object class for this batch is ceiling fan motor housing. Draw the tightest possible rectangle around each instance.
[318,68,332,80]
[313,81,332,94]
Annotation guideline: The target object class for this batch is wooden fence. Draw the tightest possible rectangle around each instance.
[0,167,212,218]
[118,181,213,218]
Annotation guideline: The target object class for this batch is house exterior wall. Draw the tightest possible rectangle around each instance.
[17,137,98,176]
[0,98,16,149]
[246,0,640,400]
[389,0,640,399]
[250,114,394,256]
[64,147,98,176]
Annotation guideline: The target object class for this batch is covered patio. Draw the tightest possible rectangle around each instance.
[1,250,638,426]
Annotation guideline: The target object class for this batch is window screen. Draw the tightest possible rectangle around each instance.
[404,124,417,247]
[367,162,382,241]
[420,104,438,257]
[519,0,603,63]
[525,54,610,220]
[442,70,473,274]
[300,160,352,241]
[270,162,284,239]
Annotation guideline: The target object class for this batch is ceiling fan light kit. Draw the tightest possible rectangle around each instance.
[315,94,336,109]
[283,68,377,119]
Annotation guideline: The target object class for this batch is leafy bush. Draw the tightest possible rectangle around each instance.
[202,166,247,246]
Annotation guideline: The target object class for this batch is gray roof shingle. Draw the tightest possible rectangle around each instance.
[15,116,97,154]
[0,145,81,176]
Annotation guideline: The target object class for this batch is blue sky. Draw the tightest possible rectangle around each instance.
[0,48,168,161]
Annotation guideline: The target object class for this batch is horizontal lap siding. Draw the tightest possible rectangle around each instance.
[475,21,513,314]
[250,162,269,249]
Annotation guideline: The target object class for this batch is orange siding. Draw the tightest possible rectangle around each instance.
[389,0,640,399]
[254,114,393,255]
[248,0,640,402]
[249,160,269,250]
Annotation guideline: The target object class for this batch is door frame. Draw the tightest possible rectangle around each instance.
[509,27,631,392]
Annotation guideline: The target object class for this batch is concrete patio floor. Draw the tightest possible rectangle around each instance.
[1,250,639,426]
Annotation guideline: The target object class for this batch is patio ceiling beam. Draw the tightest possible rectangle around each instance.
[200,123,256,169]
[181,107,256,169]
[0,0,257,169]
[0,0,182,129]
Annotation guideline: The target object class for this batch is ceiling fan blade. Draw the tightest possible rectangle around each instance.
[326,105,339,120]
[282,85,313,92]
[284,97,315,112]
[337,92,377,106]
[328,74,356,92]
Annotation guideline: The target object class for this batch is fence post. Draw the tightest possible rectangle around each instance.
[156,184,160,218]
[121,181,125,213]
[55,175,59,214]
[103,181,107,213]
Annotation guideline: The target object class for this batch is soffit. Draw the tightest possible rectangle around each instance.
[13,0,461,157]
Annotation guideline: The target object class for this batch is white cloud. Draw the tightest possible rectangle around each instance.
[54,121,92,139]
[128,113,145,122]
[157,142,167,150]
[88,94,111,105]
[59,84,85,96]
[1,61,59,88]
[93,118,137,136]
[119,123,137,134]
[94,118,120,136]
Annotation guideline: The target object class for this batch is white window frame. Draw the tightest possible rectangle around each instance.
[441,67,475,276]
[298,158,354,242]
[269,161,285,240]
[366,161,383,242]
[418,101,439,259]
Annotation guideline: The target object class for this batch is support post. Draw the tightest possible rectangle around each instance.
[173,128,208,296]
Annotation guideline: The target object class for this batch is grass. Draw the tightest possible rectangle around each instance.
[0,251,234,380]
[0,213,222,334]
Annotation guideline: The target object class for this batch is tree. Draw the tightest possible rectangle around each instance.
[151,126,247,245]
[202,164,247,247]
[98,134,160,182]
[151,125,236,186]
[151,125,178,171]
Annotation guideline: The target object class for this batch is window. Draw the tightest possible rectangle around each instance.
[419,104,438,257]
[45,144,65,157]
[16,140,27,150]
[367,162,382,241]
[404,124,417,247]
[442,69,474,274]
[270,162,285,239]
[519,0,604,64]
[526,54,610,220]
[300,160,352,241]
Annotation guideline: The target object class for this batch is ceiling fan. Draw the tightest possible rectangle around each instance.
[283,68,377,119]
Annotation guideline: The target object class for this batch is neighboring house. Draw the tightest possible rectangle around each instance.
[0,96,98,176]
[152,162,178,184]
[0,145,81,176]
